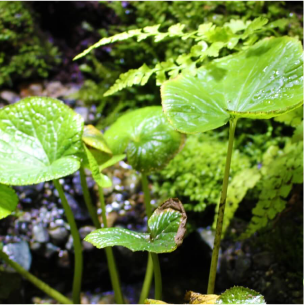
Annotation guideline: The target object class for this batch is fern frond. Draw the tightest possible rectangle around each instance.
[212,168,261,234]
[103,64,155,96]
[241,141,303,239]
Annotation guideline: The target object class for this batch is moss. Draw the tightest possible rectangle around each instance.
[0,2,60,87]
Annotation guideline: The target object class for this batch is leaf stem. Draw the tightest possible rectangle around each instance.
[139,254,154,304]
[98,186,124,304]
[151,253,162,300]
[79,167,100,228]
[207,118,237,294]
[140,174,162,301]
[53,179,83,304]
[0,249,72,304]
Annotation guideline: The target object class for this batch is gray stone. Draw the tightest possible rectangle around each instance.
[33,222,49,243]
[0,90,20,104]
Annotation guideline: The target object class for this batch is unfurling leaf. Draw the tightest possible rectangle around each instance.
[85,198,187,253]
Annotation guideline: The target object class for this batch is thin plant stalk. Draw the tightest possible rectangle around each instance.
[79,167,100,228]
[207,118,238,294]
[53,179,83,304]
[98,186,124,304]
[140,174,162,301]
[139,254,154,304]
[0,249,72,304]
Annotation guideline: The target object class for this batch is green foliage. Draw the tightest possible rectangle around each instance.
[161,36,303,133]
[85,199,187,253]
[104,106,185,173]
[216,286,266,304]
[0,184,18,219]
[212,168,261,233]
[0,2,60,87]
[242,139,303,239]
[0,97,84,185]
[152,133,251,212]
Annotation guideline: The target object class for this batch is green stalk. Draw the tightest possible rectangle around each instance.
[0,249,72,304]
[139,254,154,304]
[207,118,237,294]
[53,179,82,304]
[98,186,124,304]
[79,167,100,228]
[140,174,162,301]
[151,253,162,300]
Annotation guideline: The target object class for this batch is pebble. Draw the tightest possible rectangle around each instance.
[0,90,20,104]
[32,222,49,243]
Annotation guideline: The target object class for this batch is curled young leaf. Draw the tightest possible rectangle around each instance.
[185,291,219,304]
[0,97,84,185]
[85,198,187,253]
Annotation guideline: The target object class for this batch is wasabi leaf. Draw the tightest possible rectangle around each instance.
[85,198,187,253]
[161,37,303,134]
[0,97,84,185]
[0,184,18,220]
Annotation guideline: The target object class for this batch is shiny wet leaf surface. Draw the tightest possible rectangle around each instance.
[161,37,303,134]
[85,198,187,253]
[0,97,84,185]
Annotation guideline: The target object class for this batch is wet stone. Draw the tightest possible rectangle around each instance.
[0,90,20,104]
[32,222,49,243]
[3,241,32,271]
[48,225,69,245]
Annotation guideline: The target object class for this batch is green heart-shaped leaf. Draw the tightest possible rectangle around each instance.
[0,97,84,185]
[104,106,185,173]
[216,286,266,304]
[85,198,187,253]
[0,184,18,219]
[161,37,303,134]
[84,145,112,188]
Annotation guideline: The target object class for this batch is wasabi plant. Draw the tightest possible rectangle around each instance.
[160,36,303,293]
[81,124,125,304]
[85,198,187,301]
[0,97,84,303]
[100,106,185,302]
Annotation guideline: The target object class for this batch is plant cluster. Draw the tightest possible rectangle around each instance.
[0,2,60,87]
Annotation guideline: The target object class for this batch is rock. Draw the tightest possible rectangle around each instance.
[32,222,49,243]
[45,243,60,258]
[65,235,74,251]
[79,226,96,251]
[64,193,89,221]
[58,250,70,268]
[20,82,43,97]
[0,90,20,104]
[48,225,69,245]
[3,241,32,271]
[74,107,89,122]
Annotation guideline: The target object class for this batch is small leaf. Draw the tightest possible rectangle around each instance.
[99,154,126,172]
[82,125,112,155]
[216,286,266,304]
[0,97,84,185]
[104,106,185,173]
[168,23,185,36]
[242,17,268,39]
[84,145,112,188]
[85,198,187,253]
[0,184,18,220]
[161,37,303,134]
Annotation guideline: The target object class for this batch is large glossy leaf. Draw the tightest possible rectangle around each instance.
[0,97,84,185]
[85,198,187,253]
[161,37,303,134]
[104,106,185,173]
[0,184,18,220]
